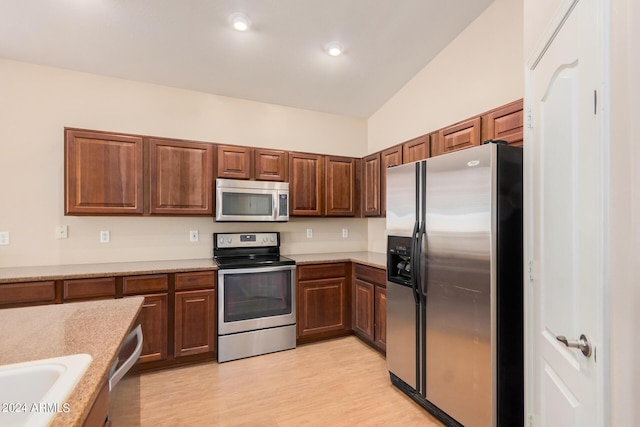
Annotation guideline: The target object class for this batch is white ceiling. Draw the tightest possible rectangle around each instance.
[0,0,494,118]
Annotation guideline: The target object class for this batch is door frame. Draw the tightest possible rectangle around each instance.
[523,0,611,424]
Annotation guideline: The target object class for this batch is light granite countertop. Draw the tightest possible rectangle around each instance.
[0,259,219,284]
[0,297,143,426]
[0,252,385,284]
[285,251,386,270]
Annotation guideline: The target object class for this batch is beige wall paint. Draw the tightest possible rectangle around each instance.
[0,59,367,267]
[366,0,524,253]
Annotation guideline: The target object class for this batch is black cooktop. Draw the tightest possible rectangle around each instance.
[214,254,295,269]
[213,232,295,269]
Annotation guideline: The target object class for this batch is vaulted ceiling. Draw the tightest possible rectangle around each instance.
[0,0,494,118]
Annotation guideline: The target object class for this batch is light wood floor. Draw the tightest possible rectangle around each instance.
[110,336,444,426]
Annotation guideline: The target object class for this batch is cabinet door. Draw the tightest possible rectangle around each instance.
[434,117,482,156]
[483,99,524,147]
[217,145,251,179]
[138,293,168,363]
[65,129,143,215]
[298,277,347,337]
[374,285,387,351]
[175,289,216,357]
[325,156,357,216]
[289,152,324,216]
[362,153,381,217]
[353,279,374,341]
[254,149,288,181]
[402,135,430,163]
[149,139,214,215]
[381,146,402,217]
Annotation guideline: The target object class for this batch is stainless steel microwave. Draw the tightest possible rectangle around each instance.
[215,178,289,222]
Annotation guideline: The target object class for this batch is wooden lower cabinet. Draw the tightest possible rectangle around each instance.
[137,293,168,363]
[174,289,216,357]
[297,263,350,341]
[83,381,109,427]
[374,286,387,351]
[352,264,386,352]
[353,279,374,340]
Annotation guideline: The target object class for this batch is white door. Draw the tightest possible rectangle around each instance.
[526,0,607,426]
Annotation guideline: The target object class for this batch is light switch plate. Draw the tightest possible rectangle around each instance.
[342,228,349,238]
[0,231,9,245]
[306,228,313,238]
[189,230,199,242]
[100,230,110,243]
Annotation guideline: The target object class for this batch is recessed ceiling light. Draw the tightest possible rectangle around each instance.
[326,42,343,57]
[229,13,250,31]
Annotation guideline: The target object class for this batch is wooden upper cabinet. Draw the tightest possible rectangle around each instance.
[149,139,214,215]
[289,152,324,216]
[325,156,358,217]
[254,149,288,181]
[380,146,402,217]
[402,135,430,163]
[361,152,381,217]
[434,117,482,157]
[217,145,251,179]
[483,99,524,147]
[65,129,144,215]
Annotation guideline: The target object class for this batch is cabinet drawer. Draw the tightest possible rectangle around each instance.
[298,263,347,281]
[123,274,168,295]
[63,277,115,300]
[0,281,56,306]
[175,271,216,291]
[354,264,386,287]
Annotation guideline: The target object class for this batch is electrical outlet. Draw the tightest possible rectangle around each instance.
[56,225,68,239]
[306,228,313,238]
[189,230,199,242]
[100,230,110,243]
[0,231,9,245]
[342,228,349,238]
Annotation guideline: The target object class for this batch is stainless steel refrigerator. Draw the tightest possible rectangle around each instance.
[386,143,523,427]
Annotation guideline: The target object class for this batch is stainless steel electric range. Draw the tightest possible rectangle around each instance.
[213,232,296,363]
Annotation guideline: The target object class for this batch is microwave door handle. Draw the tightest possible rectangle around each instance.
[273,193,278,219]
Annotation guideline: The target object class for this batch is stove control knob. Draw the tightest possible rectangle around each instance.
[227,237,232,244]
[262,237,267,243]
[270,236,275,242]
[218,237,224,245]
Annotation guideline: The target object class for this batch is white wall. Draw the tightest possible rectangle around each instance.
[0,59,368,267]
[366,0,524,253]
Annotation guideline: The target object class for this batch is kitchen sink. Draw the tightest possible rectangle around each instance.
[0,353,92,427]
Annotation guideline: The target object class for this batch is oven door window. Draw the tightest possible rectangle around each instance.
[223,270,292,322]
[222,192,273,217]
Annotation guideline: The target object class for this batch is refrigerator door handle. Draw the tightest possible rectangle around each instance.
[410,220,420,304]
[418,225,428,297]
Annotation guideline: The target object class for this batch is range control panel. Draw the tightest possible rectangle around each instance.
[214,232,279,249]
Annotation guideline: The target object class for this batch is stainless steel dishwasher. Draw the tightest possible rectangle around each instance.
[107,324,143,425]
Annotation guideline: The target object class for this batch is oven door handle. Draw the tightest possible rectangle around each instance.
[217,264,296,275]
